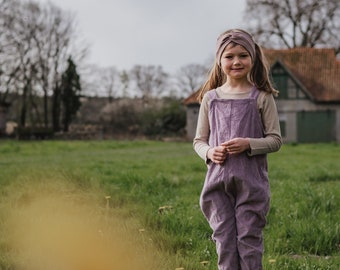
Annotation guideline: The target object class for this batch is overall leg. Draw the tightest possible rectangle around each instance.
[200,184,239,270]
[235,179,270,270]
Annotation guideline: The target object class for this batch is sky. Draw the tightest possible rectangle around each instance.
[35,0,247,73]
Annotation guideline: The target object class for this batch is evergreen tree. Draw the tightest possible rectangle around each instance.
[60,57,81,132]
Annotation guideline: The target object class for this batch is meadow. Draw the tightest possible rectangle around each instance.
[0,140,339,270]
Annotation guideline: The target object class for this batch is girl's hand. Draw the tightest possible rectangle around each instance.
[207,146,228,164]
[222,138,250,155]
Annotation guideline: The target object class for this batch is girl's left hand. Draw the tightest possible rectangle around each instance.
[221,138,250,155]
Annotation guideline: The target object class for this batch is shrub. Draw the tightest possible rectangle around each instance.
[141,98,186,137]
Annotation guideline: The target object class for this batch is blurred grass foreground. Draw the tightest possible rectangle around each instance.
[0,140,339,269]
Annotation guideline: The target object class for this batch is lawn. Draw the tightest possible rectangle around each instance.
[0,140,339,269]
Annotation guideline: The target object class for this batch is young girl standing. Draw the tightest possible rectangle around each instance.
[193,29,282,270]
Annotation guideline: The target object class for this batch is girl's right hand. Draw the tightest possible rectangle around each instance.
[207,146,227,164]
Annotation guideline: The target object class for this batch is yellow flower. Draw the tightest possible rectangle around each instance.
[158,205,172,214]
[200,261,209,266]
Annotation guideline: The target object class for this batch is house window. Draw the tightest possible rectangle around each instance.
[271,65,307,100]
[272,74,289,99]
[287,79,297,98]
[298,89,307,99]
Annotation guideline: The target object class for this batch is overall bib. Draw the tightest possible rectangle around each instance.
[200,87,270,270]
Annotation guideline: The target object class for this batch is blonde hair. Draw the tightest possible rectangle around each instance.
[198,29,278,102]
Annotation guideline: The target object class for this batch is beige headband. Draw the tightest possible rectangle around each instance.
[216,30,256,66]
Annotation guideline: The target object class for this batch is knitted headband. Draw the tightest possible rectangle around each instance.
[216,30,256,66]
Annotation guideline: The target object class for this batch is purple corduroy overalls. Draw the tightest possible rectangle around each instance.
[200,87,270,270]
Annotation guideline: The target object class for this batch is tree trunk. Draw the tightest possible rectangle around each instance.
[52,83,61,132]
[20,84,29,127]
[43,92,48,127]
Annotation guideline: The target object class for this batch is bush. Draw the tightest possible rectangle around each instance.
[141,99,186,137]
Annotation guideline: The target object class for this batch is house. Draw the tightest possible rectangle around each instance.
[183,48,340,143]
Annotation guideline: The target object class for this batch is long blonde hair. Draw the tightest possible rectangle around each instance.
[197,29,278,102]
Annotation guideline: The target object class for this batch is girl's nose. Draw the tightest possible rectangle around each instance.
[233,58,241,65]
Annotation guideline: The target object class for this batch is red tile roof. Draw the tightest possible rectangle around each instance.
[183,48,340,104]
[182,89,201,105]
[265,48,340,102]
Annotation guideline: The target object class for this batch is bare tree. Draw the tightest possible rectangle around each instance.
[32,2,79,128]
[1,0,42,127]
[175,63,209,97]
[130,65,168,99]
[99,67,119,102]
[0,0,88,131]
[119,70,130,97]
[80,65,121,99]
[245,0,340,54]
[78,64,101,97]
[34,2,87,131]
[0,0,25,104]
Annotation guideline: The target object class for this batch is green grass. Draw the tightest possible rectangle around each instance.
[0,140,339,269]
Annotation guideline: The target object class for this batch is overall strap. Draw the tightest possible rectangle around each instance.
[207,89,219,99]
[249,86,260,99]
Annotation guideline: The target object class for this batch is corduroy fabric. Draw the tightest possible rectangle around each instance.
[200,87,270,270]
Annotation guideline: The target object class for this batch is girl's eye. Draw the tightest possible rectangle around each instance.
[240,54,249,58]
[225,55,233,59]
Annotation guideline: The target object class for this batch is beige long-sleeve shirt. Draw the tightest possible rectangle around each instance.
[193,87,282,161]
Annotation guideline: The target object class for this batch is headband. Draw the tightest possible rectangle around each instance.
[216,30,256,66]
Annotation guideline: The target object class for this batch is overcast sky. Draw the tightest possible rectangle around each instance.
[36,0,246,73]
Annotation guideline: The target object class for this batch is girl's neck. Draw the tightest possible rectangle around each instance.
[222,79,253,93]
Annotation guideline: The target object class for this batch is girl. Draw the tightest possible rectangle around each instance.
[193,29,282,270]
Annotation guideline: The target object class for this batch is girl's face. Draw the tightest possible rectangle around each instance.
[220,44,253,80]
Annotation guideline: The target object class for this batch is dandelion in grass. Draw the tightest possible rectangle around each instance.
[105,196,111,209]
[158,205,172,214]
[200,260,209,266]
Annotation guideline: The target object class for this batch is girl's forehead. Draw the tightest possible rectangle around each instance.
[223,43,248,53]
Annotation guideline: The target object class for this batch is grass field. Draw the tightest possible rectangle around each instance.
[0,140,339,269]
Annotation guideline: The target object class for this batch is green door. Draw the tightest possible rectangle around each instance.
[297,111,336,142]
